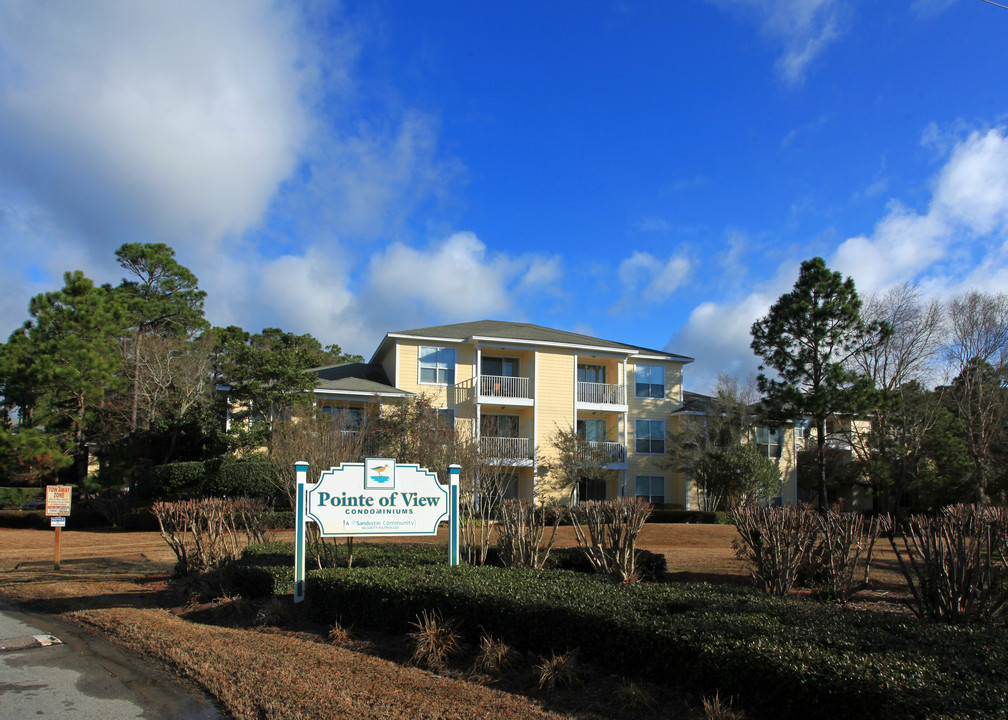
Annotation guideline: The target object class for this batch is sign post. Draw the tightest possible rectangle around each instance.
[45,485,72,571]
[448,464,460,567]
[294,461,309,603]
[294,459,460,602]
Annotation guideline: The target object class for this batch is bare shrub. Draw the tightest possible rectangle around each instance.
[613,680,657,711]
[328,618,353,645]
[814,505,885,602]
[255,597,287,627]
[497,499,565,569]
[473,632,518,674]
[89,490,132,528]
[703,693,746,720]
[731,504,818,595]
[569,498,653,583]
[152,497,272,575]
[535,649,581,692]
[408,610,463,669]
[889,504,1008,623]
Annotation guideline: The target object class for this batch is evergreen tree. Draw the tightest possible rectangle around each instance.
[114,242,207,432]
[751,257,885,508]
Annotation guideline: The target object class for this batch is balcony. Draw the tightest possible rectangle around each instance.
[480,436,534,465]
[587,440,627,467]
[477,374,534,406]
[576,381,627,411]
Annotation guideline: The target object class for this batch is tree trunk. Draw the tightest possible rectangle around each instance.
[131,329,142,432]
[816,418,828,510]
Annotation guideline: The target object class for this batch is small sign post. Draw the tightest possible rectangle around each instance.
[45,485,72,571]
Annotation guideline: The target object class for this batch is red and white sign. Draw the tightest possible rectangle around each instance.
[45,485,72,517]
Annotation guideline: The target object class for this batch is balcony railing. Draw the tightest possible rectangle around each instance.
[576,381,626,406]
[480,436,533,460]
[588,440,626,464]
[479,374,533,400]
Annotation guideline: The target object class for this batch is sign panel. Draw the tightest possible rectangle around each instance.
[50,517,66,528]
[306,458,447,537]
[45,485,72,517]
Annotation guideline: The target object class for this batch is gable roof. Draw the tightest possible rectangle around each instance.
[374,320,693,363]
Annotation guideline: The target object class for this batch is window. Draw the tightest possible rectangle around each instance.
[634,364,665,399]
[419,346,455,385]
[481,414,520,438]
[576,418,608,442]
[577,477,607,501]
[577,364,606,384]
[755,426,782,459]
[437,408,456,430]
[321,406,364,429]
[635,419,665,454]
[634,475,665,504]
[482,356,519,377]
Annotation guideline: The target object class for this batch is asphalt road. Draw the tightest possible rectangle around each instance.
[0,604,222,719]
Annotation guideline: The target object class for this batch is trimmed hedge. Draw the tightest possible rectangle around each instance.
[204,460,276,501]
[647,509,726,524]
[295,564,1006,720]
[138,461,207,501]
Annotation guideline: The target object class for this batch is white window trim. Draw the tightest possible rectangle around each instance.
[634,364,666,399]
[418,346,456,386]
[634,474,666,503]
[634,418,666,455]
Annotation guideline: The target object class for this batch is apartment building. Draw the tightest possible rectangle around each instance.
[310,320,694,506]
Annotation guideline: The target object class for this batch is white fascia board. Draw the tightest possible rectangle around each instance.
[313,389,415,400]
[632,352,694,363]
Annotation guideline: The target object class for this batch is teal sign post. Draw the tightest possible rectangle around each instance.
[294,460,461,603]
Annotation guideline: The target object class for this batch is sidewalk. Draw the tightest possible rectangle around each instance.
[0,604,221,719]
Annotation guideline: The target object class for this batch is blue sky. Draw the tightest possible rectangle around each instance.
[1,0,1007,391]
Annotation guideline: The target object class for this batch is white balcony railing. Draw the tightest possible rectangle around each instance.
[576,381,626,406]
[588,440,627,464]
[480,436,533,460]
[479,374,533,400]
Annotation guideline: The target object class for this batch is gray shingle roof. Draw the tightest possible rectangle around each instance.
[309,363,413,397]
[383,320,692,361]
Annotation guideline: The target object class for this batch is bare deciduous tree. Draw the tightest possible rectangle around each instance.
[943,291,1008,501]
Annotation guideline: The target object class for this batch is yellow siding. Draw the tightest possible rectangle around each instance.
[534,350,576,499]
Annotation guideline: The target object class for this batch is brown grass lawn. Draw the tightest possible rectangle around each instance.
[0,524,910,719]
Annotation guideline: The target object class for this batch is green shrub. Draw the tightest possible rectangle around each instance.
[0,509,48,529]
[0,487,43,509]
[267,510,295,529]
[138,461,207,501]
[300,565,1008,720]
[204,460,276,502]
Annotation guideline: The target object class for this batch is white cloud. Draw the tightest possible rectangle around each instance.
[710,0,844,85]
[673,125,1008,393]
[0,0,308,248]
[833,127,1008,292]
[609,251,691,313]
[353,232,562,336]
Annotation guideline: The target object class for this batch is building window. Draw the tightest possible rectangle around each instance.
[481,414,520,438]
[755,426,782,459]
[634,475,665,504]
[634,364,665,399]
[635,419,665,454]
[437,408,455,430]
[482,356,519,377]
[577,363,606,384]
[320,406,364,429]
[577,477,607,501]
[576,418,608,442]
[419,346,455,385]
